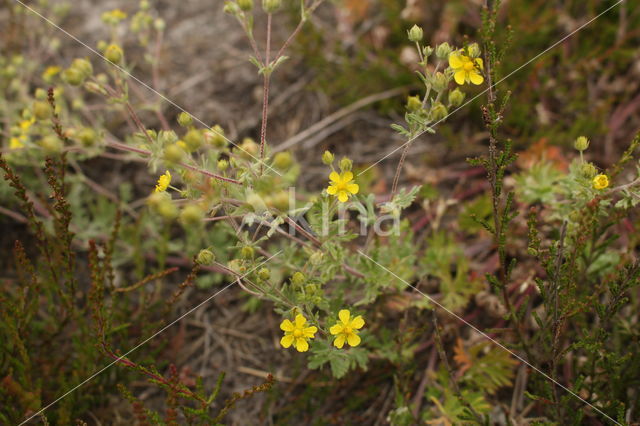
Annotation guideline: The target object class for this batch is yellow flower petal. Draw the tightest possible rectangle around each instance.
[280,319,294,332]
[337,191,349,203]
[469,71,484,85]
[303,326,317,338]
[326,184,338,195]
[347,333,361,347]
[338,309,351,324]
[448,53,462,69]
[342,171,354,182]
[346,183,359,195]
[474,57,483,70]
[351,315,365,329]
[329,171,341,183]
[333,334,346,349]
[295,337,309,352]
[454,70,466,85]
[329,324,343,335]
[280,334,294,348]
[294,314,306,327]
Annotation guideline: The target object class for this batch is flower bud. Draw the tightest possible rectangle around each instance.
[77,127,98,146]
[34,88,48,100]
[154,18,166,32]
[291,271,305,286]
[179,204,205,226]
[177,112,193,127]
[228,259,245,274]
[273,151,293,170]
[258,267,271,280]
[435,42,452,59]
[270,190,289,211]
[62,67,85,86]
[467,43,481,58]
[105,44,124,64]
[159,130,178,145]
[239,137,259,159]
[237,0,253,11]
[322,150,334,165]
[241,246,255,259]
[163,143,185,164]
[247,192,268,212]
[224,1,241,15]
[72,58,93,78]
[156,198,178,220]
[431,72,448,91]
[33,101,52,120]
[184,129,203,151]
[262,0,281,13]
[422,46,434,58]
[217,159,229,171]
[309,251,323,265]
[406,95,422,112]
[196,249,216,265]
[448,88,465,107]
[429,102,448,122]
[407,24,423,43]
[580,162,597,178]
[84,81,108,96]
[339,157,352,172]
[40,135,63,153]
[574,136,589,152]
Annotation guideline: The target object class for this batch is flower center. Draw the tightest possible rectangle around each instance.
[293,329,303,338]
[343,326,352,334]
[463,60,475,71]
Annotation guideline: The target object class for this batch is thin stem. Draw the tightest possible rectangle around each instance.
[259,13,273,173]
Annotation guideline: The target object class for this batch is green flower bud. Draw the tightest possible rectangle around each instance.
[177,112,193,127]
[237,0,253,11]
[429,102,448,122]
[97,40,108,52]
[406,95,422,112]
[580,162,597,178]
[273,151,293,170]
[196,249,216,265]
[156,197,178,220]
[322,150,334,165]
[422,46,434,58]
[258,267,270,280]
[206,125,227,148]
[179,204,205,226]
[71,58,93,78]
[527,247,538,257]
[147,191,169,208]
[217,159,229,171]
[34,88,48,100]
[184,129,204,151]
[435,42,452,59]
[339,157,353,172]
[448,88,465,107]
[159,130,179,146]
[163,143,185,164]
[407,24,423,43]
[270,190,289,211]
[467,43,481,58]
[227,259,245,274]
[239,137,259,159]
[574,136,589,152]
[241,246,255,259]
[247,192,268,212]
[291,271,305,286]
[40,135,63,153]
[154,18,166,32]
[309,251,323,265]
[223,1,241,15]
[62,67,85,86]
[105,44,124,64]
[262,0,281,13]
[84,81,108,96]
[33,101,52,120]
[77,127,98,146]
[431,72,448,91]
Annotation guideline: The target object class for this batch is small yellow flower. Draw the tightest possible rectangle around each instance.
[593,174,609,190]
[42,66,61,82]
[19,118,35,132]
[330,309,364,349]
[101,9,127,25]
[280,314,317,352]
[327,171,359,203]
[155,170,172,192]
[9,137,24,150]
[448,51,484,86]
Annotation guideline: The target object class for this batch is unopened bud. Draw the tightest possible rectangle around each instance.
[448,88,465,107]
[258,268,271,280]
[429,102,448,122]
[467,43,481,58]
[237,0,253,11]
[339,157,352,172]
[105,44,124,64]
[177,112,193,127]
[262,0,281,13]
[197,249,216,265]
[406,95,422,112]
[407,25,423,43]
[574,136,589,152]
[322,150,334,165]
[435,42,452,59]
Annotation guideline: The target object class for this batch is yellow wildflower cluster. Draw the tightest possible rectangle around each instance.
[9,118,35,150]
[154,171,172,192]
[279,309,364,352]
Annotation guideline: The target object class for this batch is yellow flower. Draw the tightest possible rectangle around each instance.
[448,51,484,86]
[42,66,61,82]
[19,118,35,132]
[592,174,609,190]
[327,171,359,203]
[280,314,317,352]
[101,9,127,25]
[9,137,24,150]
[329,309,364,349]
[155,171,172,192]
